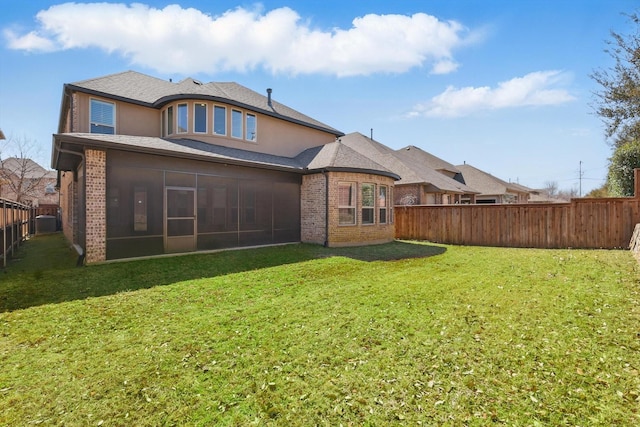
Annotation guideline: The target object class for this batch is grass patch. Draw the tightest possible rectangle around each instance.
[1,234,639,425]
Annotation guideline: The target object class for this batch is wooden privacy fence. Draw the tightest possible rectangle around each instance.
[395,198,640,249]
[1,198,31,267]
[395,170,640,250]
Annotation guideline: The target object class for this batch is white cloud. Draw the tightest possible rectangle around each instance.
[410,70,576,118]
[4,29,56,52]
[3,3,475,77]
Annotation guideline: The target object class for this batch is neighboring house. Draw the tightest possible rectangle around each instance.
[528,190,570,203]
[52,71,398,263]
[455,163,532,204]
[0,157,58,206]
[340,132,478,205]
[395,145,461,179]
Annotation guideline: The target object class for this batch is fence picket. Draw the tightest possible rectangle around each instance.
[395,197,640,250]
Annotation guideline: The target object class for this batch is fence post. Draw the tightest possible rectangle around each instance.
[635,168,640,199]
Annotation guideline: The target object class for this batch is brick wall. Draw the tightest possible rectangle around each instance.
[395,184,420,205]
[301,173,327,244]
[85,149,106,263]
[302,171,396,247]
[326,172,395,247]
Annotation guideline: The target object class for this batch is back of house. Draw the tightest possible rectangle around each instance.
[52,71,398,263]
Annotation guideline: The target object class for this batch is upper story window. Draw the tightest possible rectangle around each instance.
[177,103,188,133]
[167,106,174,135]
[194,103,207,133]
[246,113,257,142]
[361,183,375,225]
[160,102,258,142]
[338,182,356,225]
[213,106,226,135]
[90,99,115,134]
[231,109,243,139]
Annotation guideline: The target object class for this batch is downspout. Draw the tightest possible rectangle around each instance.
[54,140,86,254]
[324,169,329,247]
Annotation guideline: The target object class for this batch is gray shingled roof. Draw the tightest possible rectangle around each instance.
[340,132,477,194]
[297,141,399,179]
[456,164,532,196]
[53,133,398,179]
[395,145,460,175]
[67,70,342,136]
[1,157,56,179]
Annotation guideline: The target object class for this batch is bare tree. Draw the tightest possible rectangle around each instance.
[558,186,580,200]
[0,135,53,204]
[543,180,559,198]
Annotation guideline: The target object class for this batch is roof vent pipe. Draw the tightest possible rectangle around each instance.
[267,88,273,107]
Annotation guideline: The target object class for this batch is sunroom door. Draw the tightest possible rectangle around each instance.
[165,187,196,253]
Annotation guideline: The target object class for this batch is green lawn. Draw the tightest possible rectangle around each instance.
[1,234,639,426]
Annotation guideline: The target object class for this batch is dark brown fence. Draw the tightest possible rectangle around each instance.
[1,198,31,267]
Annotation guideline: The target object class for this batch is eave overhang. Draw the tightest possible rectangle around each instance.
[64,84,345,138]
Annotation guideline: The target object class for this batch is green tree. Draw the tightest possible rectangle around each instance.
[591,12,640,147]
[607,140,640,196]
[585,184,610,198]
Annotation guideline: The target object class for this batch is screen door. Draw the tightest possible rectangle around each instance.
[165,187,196,253]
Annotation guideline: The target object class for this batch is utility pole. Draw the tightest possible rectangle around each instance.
[579,161,583,197]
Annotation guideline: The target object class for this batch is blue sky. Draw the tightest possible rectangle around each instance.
[0,1,636,194]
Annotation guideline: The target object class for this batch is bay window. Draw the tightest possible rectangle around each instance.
[194,103,207,133]
[338,182,356,225]
[361,183,375,224]
[378,185,388,224]
[177,103,188,133]
[231,109,242,138]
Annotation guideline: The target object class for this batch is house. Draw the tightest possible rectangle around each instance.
[455,163,532,204]
[340,132,478,205]
[0,157,58,206]
[52,71,398,263]
[395,145,461,179]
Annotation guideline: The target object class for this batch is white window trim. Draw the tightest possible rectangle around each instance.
[166,105,174,135]
[338,181,357,226]
[245,113,257,143]
[387,186,392,223]
[177,103,188,134]
[378,184,388,224]
[361,183,375,225]
[231,109,243,139]
[90,98,116,134]
[193,102,208,134]
[213,105,227,136]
